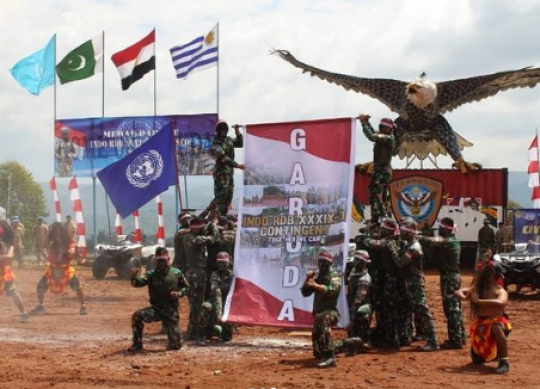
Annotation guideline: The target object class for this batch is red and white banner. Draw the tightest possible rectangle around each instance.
[49,177,62,222]
[223,118,356,328]
[68,177,87,263]
[156,195,165,246]
[528,135,540,208]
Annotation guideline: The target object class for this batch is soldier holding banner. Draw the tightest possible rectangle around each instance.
[208,121,245,217]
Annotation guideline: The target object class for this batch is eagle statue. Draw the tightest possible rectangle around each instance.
[275,50,540,173]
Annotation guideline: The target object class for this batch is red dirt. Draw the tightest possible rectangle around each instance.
[1,261,539,389]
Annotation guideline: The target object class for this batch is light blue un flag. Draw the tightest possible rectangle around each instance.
[10,35,56,95]
[97,125,178,218]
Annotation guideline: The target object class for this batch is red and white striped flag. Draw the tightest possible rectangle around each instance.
[156,195,165,246]
[132,210,142,243]
[49,177,62,222]
[115,211,123,237]
[528,135,540,208]
[68,177,87,263]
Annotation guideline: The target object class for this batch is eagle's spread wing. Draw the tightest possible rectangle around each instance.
[396,131,472,160]
[275,50,407,113]
[437,67,540,114]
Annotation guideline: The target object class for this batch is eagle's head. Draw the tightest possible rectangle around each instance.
[406,73,437,109]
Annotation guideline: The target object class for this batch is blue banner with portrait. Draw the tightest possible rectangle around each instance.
[54,113,218,177]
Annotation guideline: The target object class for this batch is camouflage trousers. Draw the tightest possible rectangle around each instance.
[311,309,340,358]
[131,306,181,348]
[378,273,400,346]
[13,247,24,267]
[35,246,48,264]
[400,276,438,345]
[368,166,391,223]
[198,301,233,341]
[441,272,466,345]
[186,268,208,338]
[213,171,234,216]
[349,303,372,341]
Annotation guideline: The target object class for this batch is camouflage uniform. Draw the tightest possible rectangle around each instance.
[300,268,342,359]
[12,222,25,267]
[210,132,243,216]
[33,222,49,265]
[172,228,189,271]
[197,266,234,342]
[184,225,220,339]
[420,235,466,347]
[390,239,439,348]
[361,121,395,224]
[477,224,496,260]
[130,267,189,349]
[347,268,372,341]
[362,237,401,347]
[55,138,76,177]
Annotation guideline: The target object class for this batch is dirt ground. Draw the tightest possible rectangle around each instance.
[1,259,539,389]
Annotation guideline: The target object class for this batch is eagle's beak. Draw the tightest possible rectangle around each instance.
[407,83,418,94]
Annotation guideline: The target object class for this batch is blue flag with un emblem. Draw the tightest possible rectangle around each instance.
[97,125,178,218]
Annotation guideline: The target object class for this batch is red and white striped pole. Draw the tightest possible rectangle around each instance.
[68,177,87,264]
[115,211,123,238]
[49,177,62,222]
[156,195,165,246]
[132,210,142,243]
[528,134,540,208]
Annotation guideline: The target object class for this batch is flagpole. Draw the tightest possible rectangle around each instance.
[96,30,106,248]
[53,34,57,176]
[154,27,157,117]
[217,22,220,116]
[171,119,184,211]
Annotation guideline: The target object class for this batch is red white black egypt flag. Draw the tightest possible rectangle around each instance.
[111,30,155,91]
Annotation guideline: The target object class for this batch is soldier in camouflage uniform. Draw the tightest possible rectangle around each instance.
[172,212,192,271]
[389,217,439,351]
[128,247,189,352]
[196,252,234,345]
[11,216,25,268]
[209,121,245,217]
[55,127,76,177]
[419,217,465,349]
[301,251,362,368]
[183,218,221,340]
[361,218,401,348]
[358,114,396,224]
[33,217,49,266]
[347,250,372,343]
[477,218,497,266]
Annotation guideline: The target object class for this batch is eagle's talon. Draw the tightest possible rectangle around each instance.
[453,158,482,174]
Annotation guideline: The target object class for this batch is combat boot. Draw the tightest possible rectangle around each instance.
[419,342,440,352]
[343,337,363,357]
[128,342,143,353]
[317,356,337,368]
[496,358,510,374]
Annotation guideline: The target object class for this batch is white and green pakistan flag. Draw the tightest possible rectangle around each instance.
[56,33,104,84]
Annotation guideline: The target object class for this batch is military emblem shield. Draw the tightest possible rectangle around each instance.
[390,176,443,229]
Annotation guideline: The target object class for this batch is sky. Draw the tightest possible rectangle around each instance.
[2,0,540,185]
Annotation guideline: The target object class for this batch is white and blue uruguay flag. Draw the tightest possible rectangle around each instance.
[97,125,177,218]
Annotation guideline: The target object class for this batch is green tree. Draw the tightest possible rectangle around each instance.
[0,161,48,250]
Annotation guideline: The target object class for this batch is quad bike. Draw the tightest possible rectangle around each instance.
[493,242,540,290]
[92,237,159,279]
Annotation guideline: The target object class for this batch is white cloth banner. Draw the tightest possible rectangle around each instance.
[223,118,356,328]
